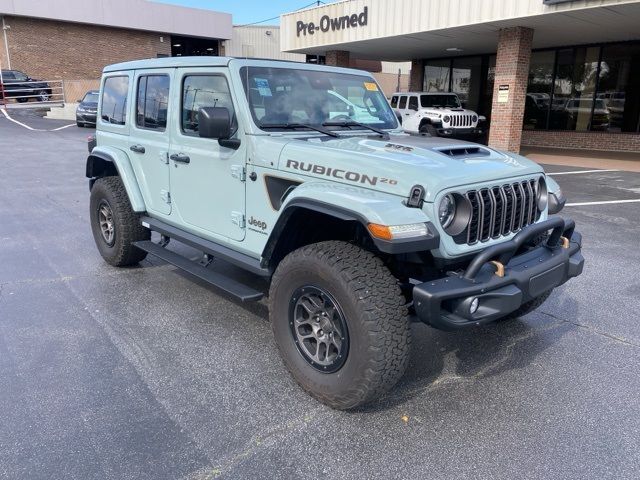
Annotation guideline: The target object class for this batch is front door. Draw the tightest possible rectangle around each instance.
[169,68,246,242]
[129,69,172,215]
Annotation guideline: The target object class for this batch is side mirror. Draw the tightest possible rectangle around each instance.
[198,106,240,149]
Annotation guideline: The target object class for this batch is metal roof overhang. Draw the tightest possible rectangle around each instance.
[281,1,640,60]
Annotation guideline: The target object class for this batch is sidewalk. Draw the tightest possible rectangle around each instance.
[522,146,640,173]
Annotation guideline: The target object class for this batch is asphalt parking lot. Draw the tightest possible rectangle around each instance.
[1,109,639,480]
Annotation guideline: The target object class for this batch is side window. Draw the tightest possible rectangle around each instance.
[398,95,407,109]
[13,71,28,81]
[408,96,419,110]
[101,76,129,125]
[136,75,170,130]
[2,71,15,80]
[390,95,398,108]
[181,75,236,137]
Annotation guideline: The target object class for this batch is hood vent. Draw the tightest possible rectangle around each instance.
[435,146,490,158]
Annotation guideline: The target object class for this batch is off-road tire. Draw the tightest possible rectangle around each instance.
[420,123,438,137]
[90,176,149,267]
[77,122,84,128]
[499,289,553,322]
[269,241,411,410]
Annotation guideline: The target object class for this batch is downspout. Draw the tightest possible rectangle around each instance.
[2,16,10,69]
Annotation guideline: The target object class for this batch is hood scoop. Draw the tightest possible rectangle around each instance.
[434,146,491,158]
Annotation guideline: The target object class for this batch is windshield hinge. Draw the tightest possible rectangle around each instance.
[231,165,246,182]
[231,211,245,228]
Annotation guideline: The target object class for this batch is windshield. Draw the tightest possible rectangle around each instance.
[83,92,99,103]
[420,94,461,108]
[240,66,398,131]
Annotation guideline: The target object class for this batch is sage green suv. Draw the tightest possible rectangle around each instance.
[86,57,584,409]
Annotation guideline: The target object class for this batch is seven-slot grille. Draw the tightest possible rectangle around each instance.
[448,114,474,127]
[454,178,543,245]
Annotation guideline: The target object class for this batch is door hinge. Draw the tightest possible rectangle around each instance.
[231,211,245,228]
[160,151,169,164]
[160,190,171,204]
[231,165,246,182]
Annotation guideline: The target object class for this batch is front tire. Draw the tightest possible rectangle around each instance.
[90,176,150,267]
[269,241,411,410]
[420,123,438,137]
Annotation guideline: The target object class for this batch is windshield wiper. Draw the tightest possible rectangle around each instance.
[260,123,339,138]
[322,120,389,138]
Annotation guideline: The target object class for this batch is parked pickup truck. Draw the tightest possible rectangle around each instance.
[86,57,584,409]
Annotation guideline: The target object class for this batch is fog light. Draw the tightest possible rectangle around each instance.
[470,297,479,315]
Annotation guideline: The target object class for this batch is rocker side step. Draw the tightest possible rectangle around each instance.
[134,240,264,302]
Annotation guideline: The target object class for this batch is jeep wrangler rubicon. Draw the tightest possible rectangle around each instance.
[86,57,584,410]
[392,91,486,140]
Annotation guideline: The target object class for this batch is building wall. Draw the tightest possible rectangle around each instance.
[225,26,305,61]
[521,130,640,152]
[1,16,170,81]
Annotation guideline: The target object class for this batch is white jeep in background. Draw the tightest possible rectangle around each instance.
[392,92,486,140]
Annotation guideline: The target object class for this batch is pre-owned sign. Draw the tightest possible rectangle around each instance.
[296,6,368,37]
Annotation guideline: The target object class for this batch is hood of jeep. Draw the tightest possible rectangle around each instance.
[277,134,544,202]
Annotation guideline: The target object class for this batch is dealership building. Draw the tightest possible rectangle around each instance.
[0,0,232,101]
[281,0,640,153]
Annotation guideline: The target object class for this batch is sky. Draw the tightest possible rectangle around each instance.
[152,0,336,25]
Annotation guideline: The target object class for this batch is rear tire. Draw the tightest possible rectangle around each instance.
[269,241,411,410]
[77,122,84,128]
[90,176,150,267]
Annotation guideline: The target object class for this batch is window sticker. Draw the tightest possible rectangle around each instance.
[364,82,378,92]
[254,78,272,97]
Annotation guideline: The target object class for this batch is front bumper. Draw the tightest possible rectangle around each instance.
[76,111,97,124]
[437,126,484,139]
[413,217,584,330]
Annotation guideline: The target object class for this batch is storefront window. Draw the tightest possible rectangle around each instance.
[596,43,640,132]
[550,47,600,131]
[451,57,482,111]
[524,50,555,130]
[423,59,450,92]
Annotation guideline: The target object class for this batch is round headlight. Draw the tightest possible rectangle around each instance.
[472,115,478,123]
[438,194,456,229]
[536,177,548,211]
[442,115,451,123]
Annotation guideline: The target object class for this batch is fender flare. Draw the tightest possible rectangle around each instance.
[261,197,439,264]
[86,147,146,212]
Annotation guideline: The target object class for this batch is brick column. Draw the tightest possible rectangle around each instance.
[325,50,350,67]
[488,26,534,153]
[409,59,424,91]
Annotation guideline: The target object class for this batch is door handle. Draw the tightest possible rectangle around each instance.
[130,144,145,154]
[170,153,190,164]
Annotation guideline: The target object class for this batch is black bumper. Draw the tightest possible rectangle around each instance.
[413,217,584,330]
[436,126,485,140]
[76,112,97,124]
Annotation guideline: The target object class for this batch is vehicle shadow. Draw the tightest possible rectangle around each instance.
[164,247,579,413]
[357,299,578,412]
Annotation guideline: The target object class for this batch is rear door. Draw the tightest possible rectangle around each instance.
[128,69,172,215]
[168,68,246,241]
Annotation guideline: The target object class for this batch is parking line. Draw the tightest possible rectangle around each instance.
[548,169,619,175]
[566,199,640,207]
[0,107,75,131]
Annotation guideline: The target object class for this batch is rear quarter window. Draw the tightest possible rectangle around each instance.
[101,76,129,125]
[390,95,398,108]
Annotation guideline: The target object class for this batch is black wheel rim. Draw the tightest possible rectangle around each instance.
[289,286,349,373]
[97,199,115,247]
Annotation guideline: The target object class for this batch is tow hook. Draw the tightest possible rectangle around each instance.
[489,260,505,277]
